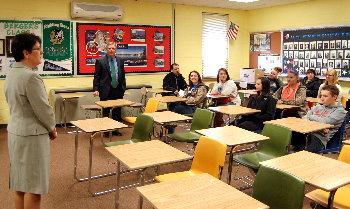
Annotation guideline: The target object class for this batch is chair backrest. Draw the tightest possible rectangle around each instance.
[208,83,215,92]
[131,114,154,142]
[190,108,214,131]
[318,111,350,153]
[144,98,159,113]
[252,165,305,209]
[338,145,350,163]
[190,136,227,178]
[258,123,292,158]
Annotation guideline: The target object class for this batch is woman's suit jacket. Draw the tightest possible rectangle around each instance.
[5,62,55,136]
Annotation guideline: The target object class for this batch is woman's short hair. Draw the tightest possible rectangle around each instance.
[12,33,41,62]
[216,68,230,83]
[258,77,270,96]
[325,69,339,85]
[188,70,202,87]
[321,85,340,96]
[273,67,282,74]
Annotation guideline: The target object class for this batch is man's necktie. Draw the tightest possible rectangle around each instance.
[110,58,118,88]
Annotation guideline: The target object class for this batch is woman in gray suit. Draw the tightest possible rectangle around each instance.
[5,33,57,209]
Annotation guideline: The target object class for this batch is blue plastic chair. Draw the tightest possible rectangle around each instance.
[317,111,350,153]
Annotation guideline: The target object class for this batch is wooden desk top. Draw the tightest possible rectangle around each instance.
[238,90,258,95]
[137,173,269,209]
[148,89,172,93]
[261,151,350,191]
[71,117,128,133]
[209,105,260,115]
[95,99,134,108]
[105,140,192,170]
[343,139,350,145]
[58,92,86,99]
[144,111,192,123]
[276,104,300,109]
[196,126,269,146]
[306,97,320,103]
[264,117,333,134]
[157,96,187,103]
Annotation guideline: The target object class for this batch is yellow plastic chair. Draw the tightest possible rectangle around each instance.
[123,98,159,124]
[305,145,350,209]
[155,136,227,182]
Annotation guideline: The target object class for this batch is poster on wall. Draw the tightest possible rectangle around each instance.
[0,20,73,79]
[250,33,271,52]
[258,54,281,74]
[76,23,171,75]
[42,20,73,76]
[282,26,350,79]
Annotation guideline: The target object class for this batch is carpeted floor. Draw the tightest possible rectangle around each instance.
[0,123,340,209]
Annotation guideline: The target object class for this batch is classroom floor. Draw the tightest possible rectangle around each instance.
[0,123,341,209]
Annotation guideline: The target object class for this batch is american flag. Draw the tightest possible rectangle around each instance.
[227,22,239,40]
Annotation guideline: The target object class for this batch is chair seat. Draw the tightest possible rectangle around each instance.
[155,171,196,182]
[168,131,201,143]
[232,152,277,170]
[104,138,145,147]
[305,185,350,209]
[123,116,137,124]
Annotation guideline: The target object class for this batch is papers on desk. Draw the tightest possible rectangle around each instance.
[178,89,184,97]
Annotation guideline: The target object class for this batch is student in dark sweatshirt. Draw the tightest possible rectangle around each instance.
[235,77,276,132]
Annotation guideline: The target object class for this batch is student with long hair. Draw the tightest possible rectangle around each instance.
[235,77,276,131]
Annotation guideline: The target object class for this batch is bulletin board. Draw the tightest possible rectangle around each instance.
[0,20,73,79]
[76,23,171,75]
[282,26,350,79]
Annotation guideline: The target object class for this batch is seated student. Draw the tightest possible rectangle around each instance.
[211,68,241,127]
[162,63,187,96]
[273,69,309,118]
[170,70,208,115]
[168,71,208,134]
[292,85,346,153]
[300,68,321,98]
[211,68,241,105]
[317,69,342,102]
[268,67,283,94]
[235,77,276,132]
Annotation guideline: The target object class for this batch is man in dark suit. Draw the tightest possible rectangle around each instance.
[93,42,126,136]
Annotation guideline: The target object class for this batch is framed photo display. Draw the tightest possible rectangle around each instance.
[282,26,350,79]
[76,23,171,75]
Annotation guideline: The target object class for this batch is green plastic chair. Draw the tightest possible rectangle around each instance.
[232,123,292,170]
[253,165,305,209]
[104,114,154,147]
[168,108,214,143]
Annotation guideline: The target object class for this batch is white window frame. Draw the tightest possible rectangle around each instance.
[202,12,229,78]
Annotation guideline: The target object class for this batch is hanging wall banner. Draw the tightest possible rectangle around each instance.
[42,20,73,76]
[282,25,350,79]
[76,23,171,75]
[0,20,73,79]
[0,20,41,78]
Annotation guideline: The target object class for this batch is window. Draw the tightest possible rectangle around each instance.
[202,13,229,78]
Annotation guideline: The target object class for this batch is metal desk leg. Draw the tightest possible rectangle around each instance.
[327,189,337,209]
[115,161,121,209]
[138,169,146,209]
[74,127,80,181]
[108,107,116,141]
[61,98,67,130]
[227,146,235,184]
[88,133,94,196]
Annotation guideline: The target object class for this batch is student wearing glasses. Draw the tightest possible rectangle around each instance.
[317,69,342,102]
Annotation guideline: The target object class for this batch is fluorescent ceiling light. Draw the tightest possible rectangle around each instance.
[229,0,259,2]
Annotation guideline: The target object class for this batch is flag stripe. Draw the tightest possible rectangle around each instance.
[227,22,239,40]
